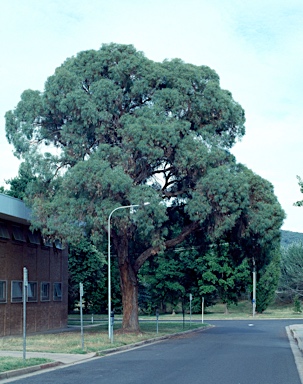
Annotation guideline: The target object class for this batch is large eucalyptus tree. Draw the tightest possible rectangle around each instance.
[6,43,252,331]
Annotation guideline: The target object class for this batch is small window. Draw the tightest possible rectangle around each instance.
[53,282,62,301]
[0,223,10,240]
[54,239,65,250]
[0,281,7,303]
[11,281,23,303]
[12,226,26,242]
[43,238,53,248]
[41,282,50,301]
[28,231,41,245]
[28,282,37,302]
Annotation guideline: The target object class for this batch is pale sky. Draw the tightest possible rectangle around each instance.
[0,0,302,232]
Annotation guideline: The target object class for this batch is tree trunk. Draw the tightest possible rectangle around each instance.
[114,233,140,332]
[113,221,201,333]
[119,260,140,332]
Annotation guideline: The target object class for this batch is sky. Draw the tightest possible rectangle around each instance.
[0,0,302,232]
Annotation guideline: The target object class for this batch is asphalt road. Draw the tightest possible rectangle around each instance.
[7,320,303,384]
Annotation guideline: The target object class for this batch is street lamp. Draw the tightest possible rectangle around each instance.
[108,202,150,340]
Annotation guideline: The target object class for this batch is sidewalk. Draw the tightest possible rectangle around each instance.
[289,324,303,353]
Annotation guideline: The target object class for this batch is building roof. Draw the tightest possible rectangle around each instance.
[0,193,31,224]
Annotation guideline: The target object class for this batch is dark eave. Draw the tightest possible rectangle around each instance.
[0,193,31,225]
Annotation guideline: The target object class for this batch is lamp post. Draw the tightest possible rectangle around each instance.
[108,202,150,340]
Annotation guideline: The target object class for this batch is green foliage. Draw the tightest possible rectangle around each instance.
[138,246,201,313]
[197,242,250,307]
[68,239,106,313]
[294,176,303,207]
[293,295,302,313]
[256,249,281,313]
[5,162,37,200]
[5,43,284,330]
[280,230,303,247]
[278,242,303,301]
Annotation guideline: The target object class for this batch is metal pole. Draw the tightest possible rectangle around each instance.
[23,267,28,361]
[110,311,114,344]
[79,283,84,350]
[202,297,204,324]
[108,203,150,339]
[252,258,256,317]
[189,294,192,327]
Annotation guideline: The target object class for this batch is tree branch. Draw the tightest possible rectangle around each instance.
[134,220,200,273]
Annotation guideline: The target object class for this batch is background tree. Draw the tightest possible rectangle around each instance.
[255,249,281,313]
[68,239,107,314]
[6,43,283,331]
[280,230,303,247]
[4,162,37,200]
[197,242,250,313]
[294,176,303,208]
[278,242,303,302]
[138,245,201,314]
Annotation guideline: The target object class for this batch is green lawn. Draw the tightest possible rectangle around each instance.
[0,322,206,355]
[0,357,51,373]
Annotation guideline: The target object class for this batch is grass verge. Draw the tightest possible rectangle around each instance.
[0,322,207,355]
[0,357,51,373]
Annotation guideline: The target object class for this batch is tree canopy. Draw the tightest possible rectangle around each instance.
[5,43,284,330]
[278,242,303,301]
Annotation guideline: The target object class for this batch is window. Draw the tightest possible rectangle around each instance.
[41,282,50,301]
[0,281,7,303]
[53,283,62,301]
[28,230,41,245]
[12,226,26,242]
[43,238,53,248]
[54,239,65,250]
[28,282,37,302]
[11,281,23,303]
[0,223,10,240]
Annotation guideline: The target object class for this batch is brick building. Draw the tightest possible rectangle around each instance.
[0,193,68,336]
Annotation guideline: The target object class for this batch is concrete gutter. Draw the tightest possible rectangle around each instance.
[0,361,63,381]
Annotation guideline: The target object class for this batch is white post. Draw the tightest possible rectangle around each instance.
[79,283,84,350]
[201,297,204,324]
[23,267,28,361]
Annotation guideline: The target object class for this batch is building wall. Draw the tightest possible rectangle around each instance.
[0,218,68,336]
